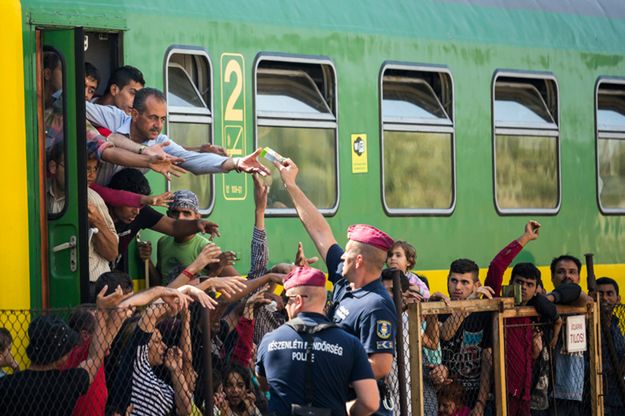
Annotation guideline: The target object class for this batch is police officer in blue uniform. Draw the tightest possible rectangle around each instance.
[256,267,379,415]
[275,159,398,416]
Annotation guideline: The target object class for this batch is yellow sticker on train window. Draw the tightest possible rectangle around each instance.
[351,133,368,173]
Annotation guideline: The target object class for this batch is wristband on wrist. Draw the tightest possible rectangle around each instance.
[233,157,242,173]
[138,145,146,155]
[181,269,195,279]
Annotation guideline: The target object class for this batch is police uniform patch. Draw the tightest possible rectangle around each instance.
[377,340,394,349]
[376,320,392,339]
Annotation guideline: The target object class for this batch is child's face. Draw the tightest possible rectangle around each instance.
[224,371,246,407]
[85,76,98,101]
[438,398,458,416]
[0,343,13,366]
[387,246,409,272]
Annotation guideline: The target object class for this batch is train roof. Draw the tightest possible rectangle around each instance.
[22,0,625,54]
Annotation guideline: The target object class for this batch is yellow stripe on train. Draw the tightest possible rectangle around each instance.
[0,0,30,309]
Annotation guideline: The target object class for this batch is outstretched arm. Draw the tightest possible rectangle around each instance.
[152,216,219,240]
[484,220,540,296]
[80,286,128,383]
[275,159,337,261]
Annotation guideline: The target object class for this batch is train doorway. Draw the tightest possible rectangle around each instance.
[37,28,122,307]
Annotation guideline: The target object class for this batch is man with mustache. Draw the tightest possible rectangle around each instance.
[85,88,270,185]
[548,255,592,416]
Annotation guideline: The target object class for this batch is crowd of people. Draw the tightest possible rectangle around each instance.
[0,56,622,416]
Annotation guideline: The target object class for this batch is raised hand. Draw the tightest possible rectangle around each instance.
[178,285,218,310]
[203,276,247,297]
[236,148,271,176]
[429,291,452,306]
[274,158,298,187]
[294,242,319,267]
[164,346,183,371]
[262,273,286,286]
[142,141,184,164]
[524,220,541,241]
[141,191,173,208]
[96,285,125,309]
[243,288,272,319]
[148,157,188,180]
[137,241,152,261]
[214,390,230,414]
[189,243,222,274]
[427,364,452,387]
[402,284,425,304]
[518,220,541,247]
[161,288,193,312]
[209,250,237,277]
[87,202,103,226]
[197,220,220,240]
[470,285,495,300]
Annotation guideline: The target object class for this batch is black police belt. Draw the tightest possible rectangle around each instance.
[286,318,337,416]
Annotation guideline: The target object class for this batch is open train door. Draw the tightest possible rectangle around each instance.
[38,28,88,307]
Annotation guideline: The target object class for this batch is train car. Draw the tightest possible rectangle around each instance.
[0,0,624,309]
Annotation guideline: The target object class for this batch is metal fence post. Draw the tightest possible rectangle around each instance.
[493,299,508,415]
[392,271,408,415]
[588,298,604,416]
[408,302,424,416]
[201,307,213,416]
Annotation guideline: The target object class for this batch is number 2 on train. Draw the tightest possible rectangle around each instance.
[223,56,244,122]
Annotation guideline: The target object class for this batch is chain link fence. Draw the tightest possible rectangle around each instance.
[600,303,625,416]
[0,295,611,416]
[387,296,605,416]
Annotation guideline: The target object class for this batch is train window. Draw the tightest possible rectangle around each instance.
[43,46,68,218]
[255,57,338,214]
[493,74,560,213]
[256,69,333,118]
[596,81,625,212]
[165,48,213,212]
[381,66,455,214]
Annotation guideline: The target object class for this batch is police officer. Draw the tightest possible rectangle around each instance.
[275,159,398,416]
[256,267,379,415]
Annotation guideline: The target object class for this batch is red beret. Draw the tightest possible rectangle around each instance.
[283,267,327,290]
[347,224,394,251]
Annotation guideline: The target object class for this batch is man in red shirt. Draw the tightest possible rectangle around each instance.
[483,221,561,416]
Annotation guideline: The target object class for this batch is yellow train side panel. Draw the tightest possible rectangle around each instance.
[0,0,30,309]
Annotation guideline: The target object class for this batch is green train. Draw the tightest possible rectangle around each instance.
[1,0,624,309]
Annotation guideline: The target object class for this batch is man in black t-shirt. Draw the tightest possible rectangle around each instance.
[435,259,494,415]
[106,168,219,270]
